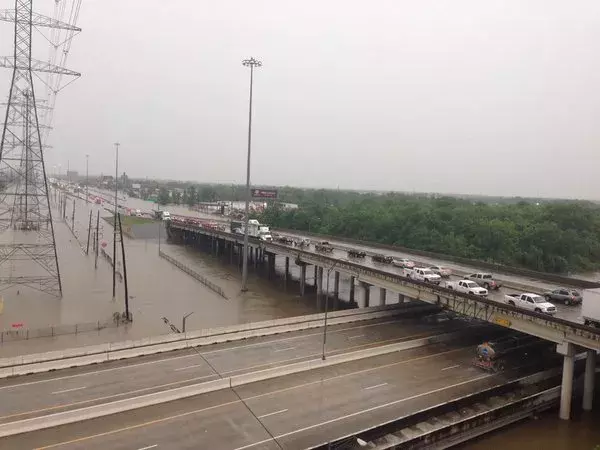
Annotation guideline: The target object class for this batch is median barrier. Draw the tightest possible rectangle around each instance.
[0,306,431,377]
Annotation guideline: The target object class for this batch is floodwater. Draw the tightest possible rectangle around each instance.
[0,191,318,345]
[458,396,600,450]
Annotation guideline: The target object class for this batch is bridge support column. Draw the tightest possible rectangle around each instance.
[333,271,340,310]
[558,342,576,420]
[284,257,290,288]
[300,264,306,297]
[361,282,371,308]
[215,239,220,256]
[379,287,386,306]
[254,247,258,269]
[267,253,275,279]
[316,266,323,309]
[349,276,356,307]
[583,349,597,412]
[229,241,233,264]
[398,293,406,303]
[314,265,318,287]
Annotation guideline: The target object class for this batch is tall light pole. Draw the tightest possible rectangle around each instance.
[85,154,89,203]
[241,57,262,292]
[112,142,120,300]
[322,261,338,360]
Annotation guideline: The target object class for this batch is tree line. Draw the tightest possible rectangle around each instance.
[258,194,600,275]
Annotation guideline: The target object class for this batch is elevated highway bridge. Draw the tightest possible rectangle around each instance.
[167,221,600,420]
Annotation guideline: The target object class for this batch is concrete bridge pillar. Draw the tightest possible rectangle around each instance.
[361,282,371,308]
[333,271,340,310]
[300,264,306,297]
[398,293,406,303]
[583,349,597,411]
[316,266,323,309]
[267,253,275,280]
[379,287,386,306]
[284,257,290,287]
[313,265,318,287]
[349,276,356,307]
[229,241,233,264]
[558,342,576,420]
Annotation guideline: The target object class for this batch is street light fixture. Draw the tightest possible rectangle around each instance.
[182,311,194,333]
[241,57,262,292]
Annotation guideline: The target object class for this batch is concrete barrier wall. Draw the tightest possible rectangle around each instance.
[0,305,436,377]
[0,330,457,438]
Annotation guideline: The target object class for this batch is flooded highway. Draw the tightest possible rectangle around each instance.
[0,191,318,353]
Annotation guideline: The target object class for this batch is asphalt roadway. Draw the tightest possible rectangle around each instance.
[0,316,470,426]
[0,322,539,450]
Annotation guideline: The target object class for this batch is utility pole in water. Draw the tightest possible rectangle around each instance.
[112,142,119,301]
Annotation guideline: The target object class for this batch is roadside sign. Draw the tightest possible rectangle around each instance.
[251,188,278,199]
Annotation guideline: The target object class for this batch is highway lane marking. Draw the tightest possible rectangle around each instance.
[235,372,495,449]
[242,346,468,401]
[273,347,296,353]
[0,373,219,422]
[200,319,410,355]
[218,331,440,377]
[0,350,204,391]
[363,383,388,390]
[174,363,206,371]
[51,387,86,395]
[32,399,242,450]
[347,334,365,340]
[257,408,288,419]
[441,364,460,371]
[30,346,470,450]
[137,446,157,450]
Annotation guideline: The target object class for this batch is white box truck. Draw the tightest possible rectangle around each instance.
[583,288,600,328]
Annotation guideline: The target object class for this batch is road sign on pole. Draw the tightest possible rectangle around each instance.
[251,188,278,199]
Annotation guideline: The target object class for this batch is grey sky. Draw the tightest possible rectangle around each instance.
[1,0,600,199]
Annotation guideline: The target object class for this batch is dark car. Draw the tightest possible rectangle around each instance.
[544,288,582,306]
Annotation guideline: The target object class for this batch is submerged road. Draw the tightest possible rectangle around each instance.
[0,316,467,425]
[1,325,542,450]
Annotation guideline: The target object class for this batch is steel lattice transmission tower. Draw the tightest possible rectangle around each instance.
[0,1,81,296]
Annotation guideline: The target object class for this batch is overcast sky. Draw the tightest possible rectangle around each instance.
[1,0,600,199]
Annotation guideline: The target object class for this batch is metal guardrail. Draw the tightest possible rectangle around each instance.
[0,319,122,343]
[159,250,228,299]
[167,223,600,347]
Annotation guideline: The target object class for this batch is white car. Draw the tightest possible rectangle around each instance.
[393,258,415,268]
[504,293,557,315]
[446,280,488,296]
[429,265,452,278]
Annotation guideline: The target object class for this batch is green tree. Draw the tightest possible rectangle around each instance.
[157,187,170,205]
[186,185,197,207]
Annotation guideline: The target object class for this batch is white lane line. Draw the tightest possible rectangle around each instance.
[137,446,157,450]
[235,373,494,449]
[201,319,403,355]
[273,347,296,353]
[51,386,87,395]
[174,363,206,371]
[363,383,388,391]
[441,364,460,371]
[347,334,365,340]
[257,409,288,419]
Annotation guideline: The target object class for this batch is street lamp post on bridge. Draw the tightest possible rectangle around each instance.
[241,57,262,292]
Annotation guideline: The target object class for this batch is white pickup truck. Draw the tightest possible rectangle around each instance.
[404,267,441,284]
[504,293,557,315]
[445,280,488,296]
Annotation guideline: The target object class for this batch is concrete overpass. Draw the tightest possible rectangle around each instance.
[167,221,600,420]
